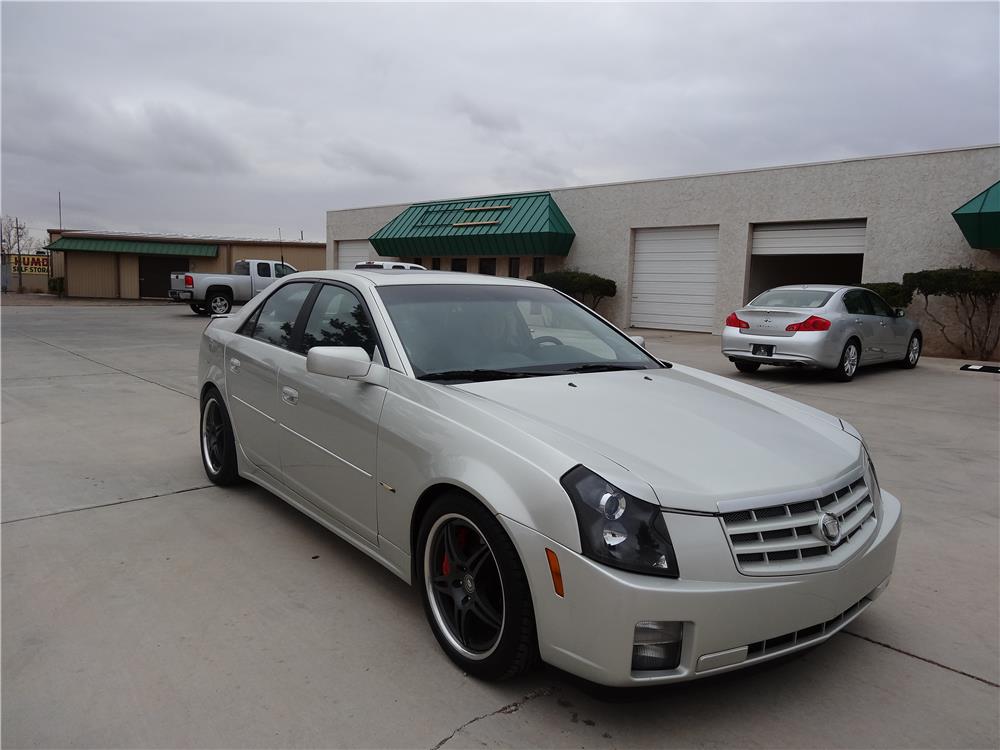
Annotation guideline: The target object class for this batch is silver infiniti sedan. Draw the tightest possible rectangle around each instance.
[722,285,922,381]
[198,270,901,686]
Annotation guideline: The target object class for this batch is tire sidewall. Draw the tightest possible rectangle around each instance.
[902,334,921,368]
[834,340,859,382]
[416,492,536,680]
[200,388,239,485]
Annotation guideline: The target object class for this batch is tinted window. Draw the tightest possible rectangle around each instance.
[843,290,874,315]
[748,289,834,308]
[865,291,894,317]
[300,285,378,358]
[249,282,313,349]
[233,261,250,276]
[479,258,497,276]
[451,258,467,272]
[275,263,295,277]
[256,262,272,278]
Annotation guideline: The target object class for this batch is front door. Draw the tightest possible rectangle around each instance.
[842,289,882,363]
[865,290,906,358]
[138,255,181,298]
[277,283,386,542]
[224,281,315,475]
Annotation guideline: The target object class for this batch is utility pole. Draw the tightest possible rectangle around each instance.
[15,216,24,294]
[278,227,284,267]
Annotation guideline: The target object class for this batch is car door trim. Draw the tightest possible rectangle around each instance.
[279,422,373,478]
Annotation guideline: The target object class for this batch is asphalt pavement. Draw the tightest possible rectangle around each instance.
[2,303,997,748]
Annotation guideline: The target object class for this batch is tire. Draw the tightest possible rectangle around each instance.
[734,360,761,373]
[831,339,860,382]
[200,388,240,485]
[416,491,538,681]
[190,304,209,316]
[206,291,233,315]
[898,334,921,369]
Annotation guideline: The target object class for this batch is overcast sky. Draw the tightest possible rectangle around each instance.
[2,2,998,243]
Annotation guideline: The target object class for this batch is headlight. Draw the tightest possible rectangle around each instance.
[863,447,883,510]
[560,466,679,578]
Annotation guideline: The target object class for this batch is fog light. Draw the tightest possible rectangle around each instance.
[631,620,683,671]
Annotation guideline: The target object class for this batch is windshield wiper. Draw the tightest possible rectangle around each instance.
[418,369,551,383]
[559,363,651,374]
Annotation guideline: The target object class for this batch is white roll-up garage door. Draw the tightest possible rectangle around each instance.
[630,226,719,332]
[751,221,866,255]
[337,240,374,269]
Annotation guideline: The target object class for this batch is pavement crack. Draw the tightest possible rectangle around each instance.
[9,331,196,400]
[429,686,553,750]
[2,484,215,525]
[844,631,999,687]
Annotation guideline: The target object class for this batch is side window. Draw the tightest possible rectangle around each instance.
[843,290,874,315]
[249,282,314,350]
[866,291,893,317]
[256,262,272,278]
[299,285,378,358]
[233,261,250,276]
[275,263,295,278]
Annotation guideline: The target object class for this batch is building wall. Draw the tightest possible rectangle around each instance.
[118,254,140,299]
[326,146,1000,357]
[190,244,325,274]
[65,252,118,298]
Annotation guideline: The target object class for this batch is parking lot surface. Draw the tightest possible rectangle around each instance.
[3,303,998,749]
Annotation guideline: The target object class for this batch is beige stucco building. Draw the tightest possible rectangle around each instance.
[327,145,999,356]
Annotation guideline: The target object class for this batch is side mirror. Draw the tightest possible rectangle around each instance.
[630,335,646,347]
[306,346,372,379]
[895,308,906,318]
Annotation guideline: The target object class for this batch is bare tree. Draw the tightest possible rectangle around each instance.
[1,216,43,292]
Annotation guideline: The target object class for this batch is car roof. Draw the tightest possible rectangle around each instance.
[289,269,545,288]
[766,284,852,292]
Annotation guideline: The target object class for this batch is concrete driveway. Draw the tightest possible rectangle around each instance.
[3,305,997,749]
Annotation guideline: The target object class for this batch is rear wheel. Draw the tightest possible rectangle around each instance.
[417,492,537,681]
[734,360,761,373]
[190,304,208,316]
[898,334,921,369]
[831,340,860,382]
[207,291,233,315]
[200,389,240,485]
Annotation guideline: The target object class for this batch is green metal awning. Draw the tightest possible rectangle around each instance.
[953,180,1000,250]
[369,192,575,257]
[46,237,218,257]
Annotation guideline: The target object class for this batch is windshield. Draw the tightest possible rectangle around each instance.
[377,284,662,382]
[748,289,833,308]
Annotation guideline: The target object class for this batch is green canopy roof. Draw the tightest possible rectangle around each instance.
[953,180,1000,250]
[47,237,218,257]
[369,192,575,257]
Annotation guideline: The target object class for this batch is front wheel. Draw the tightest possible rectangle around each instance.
[734,360,761,373]
[200,389,240,485]
[417,492,537,681]
[831,340,860,382]
[898,334,921,369]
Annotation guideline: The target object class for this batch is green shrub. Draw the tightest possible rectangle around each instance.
[861,282,913,309]
[529,269,617,310]
[48,277,65,296]
[902,267,1000,360]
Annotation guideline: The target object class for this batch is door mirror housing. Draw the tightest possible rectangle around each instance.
[894,308,907,318]
[630,335,646,347]
[306,346,372,379]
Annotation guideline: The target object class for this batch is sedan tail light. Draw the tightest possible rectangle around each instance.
[725,313,750,329]
[184,274,194,288]
[786,315,831,332]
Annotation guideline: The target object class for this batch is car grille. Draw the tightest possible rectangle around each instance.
[746,595,871,659]
[721,473,877,575]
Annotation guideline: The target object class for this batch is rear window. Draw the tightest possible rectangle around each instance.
[748,289,833,308]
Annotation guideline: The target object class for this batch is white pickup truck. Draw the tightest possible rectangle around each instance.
[169,259,297,315]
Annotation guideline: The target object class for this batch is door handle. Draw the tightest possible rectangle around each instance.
[880,321,888,326]
[229,357,241,373]
[281,386,299,405]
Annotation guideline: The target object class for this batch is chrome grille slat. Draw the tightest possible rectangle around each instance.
[722,472,877,575]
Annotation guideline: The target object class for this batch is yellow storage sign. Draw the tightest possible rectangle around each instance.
[9,254,49,274]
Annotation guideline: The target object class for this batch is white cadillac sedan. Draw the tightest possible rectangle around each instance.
[198,270,901,686]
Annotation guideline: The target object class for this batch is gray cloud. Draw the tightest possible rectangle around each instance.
[2,2,997,243]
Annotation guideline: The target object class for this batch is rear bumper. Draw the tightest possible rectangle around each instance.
[722,327,841,369]
[169,290,193,302]
[502,489,902,687]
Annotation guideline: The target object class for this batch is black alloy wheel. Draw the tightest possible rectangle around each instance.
[417,493,537,680]
[200,389,239,485]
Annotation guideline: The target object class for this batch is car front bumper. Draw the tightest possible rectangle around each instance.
[501,489,902,687]
[721,326,842,369]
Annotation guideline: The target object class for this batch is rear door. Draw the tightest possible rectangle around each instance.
[225,281,316,475]
[276,283,387,542]
[841,290,881,362]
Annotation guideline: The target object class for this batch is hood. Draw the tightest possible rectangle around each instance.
[456,365,862,512]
